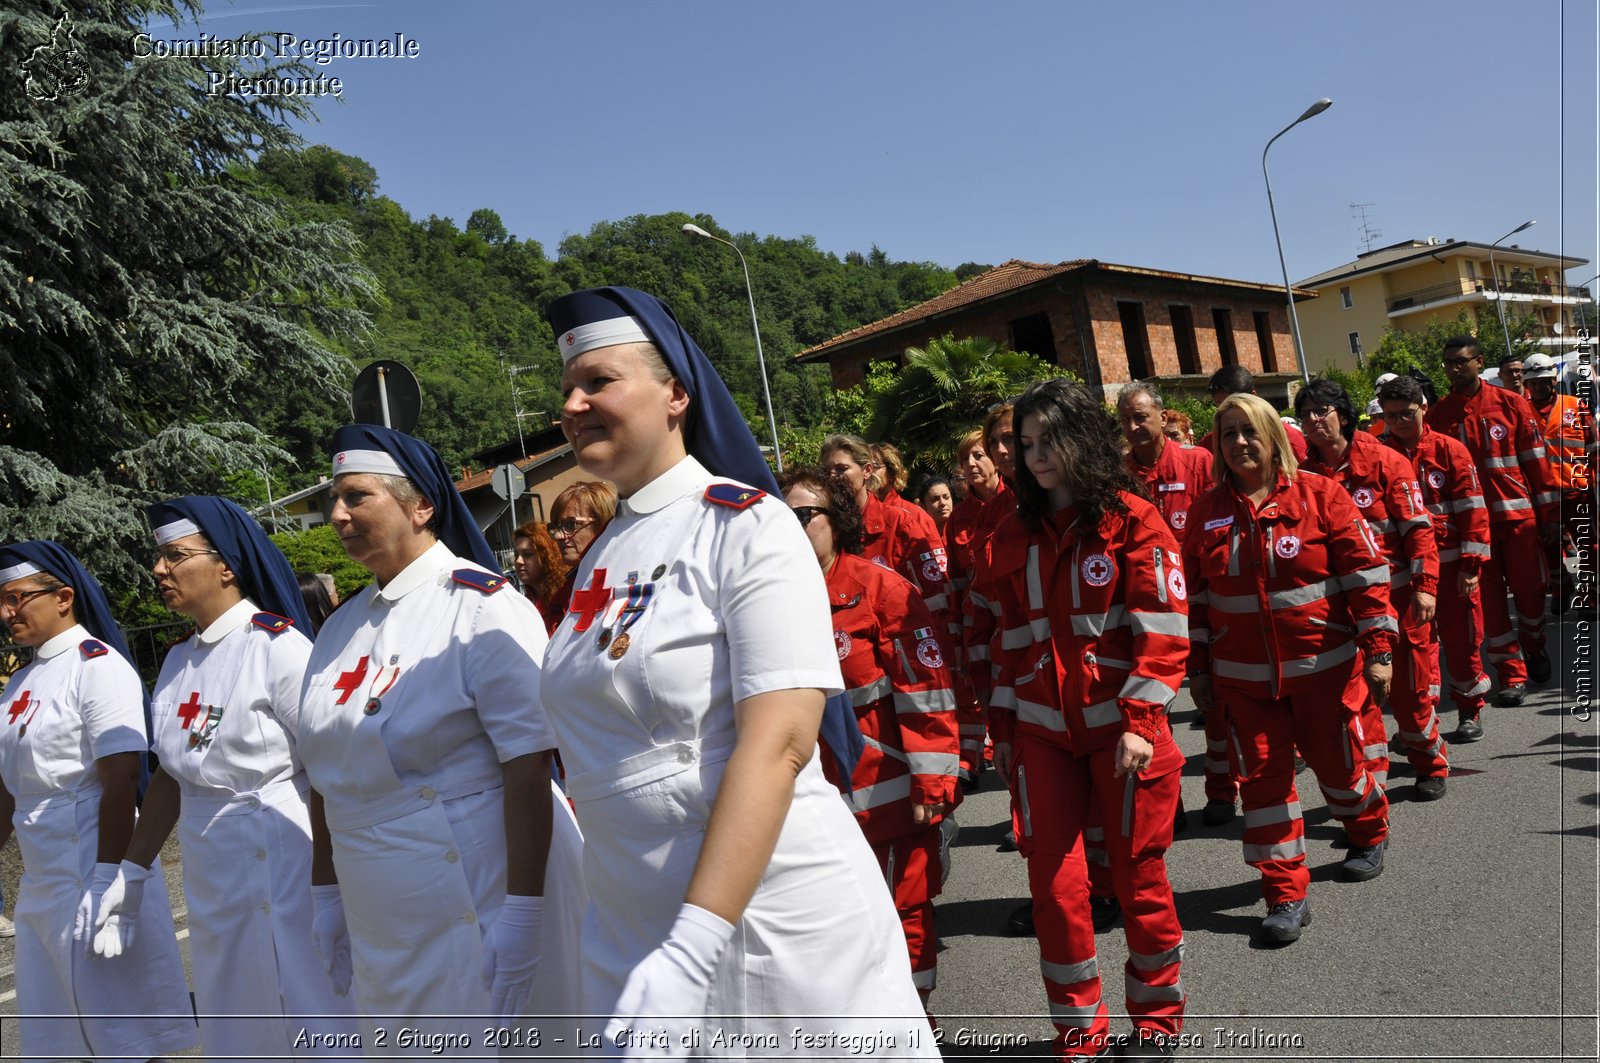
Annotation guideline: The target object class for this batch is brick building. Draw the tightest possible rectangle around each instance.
[795,259,1314,404]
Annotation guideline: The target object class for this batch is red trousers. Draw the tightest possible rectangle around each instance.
[1224,665,1390,904]
[1388,590,1448,777]
[873,828,942,1002]
[1435,562,1491,714]
[1481,520,1549,685]
[1012,735,1185,1058]
[1201,703,1240,804]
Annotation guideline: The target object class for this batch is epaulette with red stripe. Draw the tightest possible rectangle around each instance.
[704,483,765,510]
[451,568,506,595]
[251,611,294,634]
[79,639,109,659]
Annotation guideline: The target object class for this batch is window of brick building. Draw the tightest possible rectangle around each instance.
[1008,312,1058,361]
[1168,305,1200,375]
[1340,286,1353,309]
[1348,331,1362,357]
[1117,301,1153,379]
[1253,311,1278,373]
[1212,308,1237,366]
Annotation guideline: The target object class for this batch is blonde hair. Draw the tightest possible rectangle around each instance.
[551,480,619,525]
[871,442,908,492]
[955,428,985,461]
[821,434,874,468]
[1210,393,1297,486]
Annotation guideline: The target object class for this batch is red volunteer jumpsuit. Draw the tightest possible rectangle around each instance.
[939,491,994,777]
[988,495,1187,1057]
[960,482,1015,709]
[1183,472,1395,904]
[1427,384,1560,685]
[817,552,961,1006]
[1381,427,1492,719]
[1302,433,1444,781]
[1531,392,1596,579]
[1127,439,1237,805]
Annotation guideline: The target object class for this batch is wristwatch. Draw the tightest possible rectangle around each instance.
[1367,651,1394,666]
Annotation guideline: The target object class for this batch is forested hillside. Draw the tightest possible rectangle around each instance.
[246,144,977,487]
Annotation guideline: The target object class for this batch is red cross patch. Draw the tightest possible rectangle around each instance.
[834,630,851,660]
[1274,535,1302,559]
[1352,487,1374,509]
[7,691,31,725]
[1081,553,1115,587]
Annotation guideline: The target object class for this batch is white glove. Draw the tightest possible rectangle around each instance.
[605,903,735,1059]
[72,864,119,950]
[479,894,543,1024]
[311,884,353,997]
[92,860,150,958]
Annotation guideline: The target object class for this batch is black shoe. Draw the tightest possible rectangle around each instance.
[1005,900,1034,936]
[1120,1030,1179,1061]
[1201,799,1236,826]
[998,830,1018,853]
[1329,827,1349,849]
[1495,684,1526,707]
[1260,898,1311,943]
[1415,775,1447,801]
[1455,713,1484,743]
[1528,652,1552,685]
[1342,837,1388,881]
[1172,806,1189,834]
[1090,895,1122,932]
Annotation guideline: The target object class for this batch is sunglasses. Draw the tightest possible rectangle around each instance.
[791,506,829,528]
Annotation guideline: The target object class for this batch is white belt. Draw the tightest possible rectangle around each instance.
[181,772,309,820]
[563,731,740,804]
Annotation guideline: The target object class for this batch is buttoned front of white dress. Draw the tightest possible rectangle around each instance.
[151,598,358,1059]
[297,542,585,1055]
[1,625,195,1060]
[541,456,938,1056]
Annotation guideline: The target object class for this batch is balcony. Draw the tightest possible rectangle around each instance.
[1387,280,1591,315]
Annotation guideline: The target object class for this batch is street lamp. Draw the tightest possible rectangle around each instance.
[1262,96,1333,385]
[681,223,783,472]
[1488,219,1536,361]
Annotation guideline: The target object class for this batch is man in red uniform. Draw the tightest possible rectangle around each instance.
[1378,375,1493,740]
[1118,383,1238,827]
[1426,337,1561,704]
[1298,380,1447,798]
[1523,353,1594,610]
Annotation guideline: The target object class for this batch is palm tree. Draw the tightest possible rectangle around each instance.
[868,334,1061,470]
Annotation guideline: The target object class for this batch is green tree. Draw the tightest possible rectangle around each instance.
[270,524,374,602]
[0,0,377,595]
[1360,306,1548,399]
[868,336,1060,469]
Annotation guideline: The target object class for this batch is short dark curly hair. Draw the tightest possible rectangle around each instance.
[1294,378,1359,442]
[777,466,864,555]
[1012,378,1140,532]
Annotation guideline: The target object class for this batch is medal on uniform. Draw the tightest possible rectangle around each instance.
[188,705,224,751]
[363,697,382,716]
[599,572,654,660]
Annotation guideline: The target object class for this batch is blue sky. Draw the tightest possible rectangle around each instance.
[158,1,1598,288]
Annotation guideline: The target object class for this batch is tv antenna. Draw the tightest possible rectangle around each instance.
[1351,203,1382,255]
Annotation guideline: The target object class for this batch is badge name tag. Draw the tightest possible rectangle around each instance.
[1204,516,1235,531]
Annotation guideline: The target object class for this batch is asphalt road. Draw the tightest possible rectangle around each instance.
[0,609,1593,1062]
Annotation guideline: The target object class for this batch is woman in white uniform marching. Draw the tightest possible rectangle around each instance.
[296,423,585,1055]
[0,540,196,1061]
[92,496,360,1058]
[541,287,937,1059]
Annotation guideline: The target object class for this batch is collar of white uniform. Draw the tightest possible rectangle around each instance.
[197,597,258,645]
[621,455,710,516]
[37,623,90,660]
[373,540,455,603]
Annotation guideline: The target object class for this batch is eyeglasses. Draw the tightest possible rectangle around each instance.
[791,506,829,528]
[1442,356,1478,368]
[549,518,596,538]
[154,547,220,569]
[1302,405,1338,420]
[0,587,52,612]
[1382,407,1423,422]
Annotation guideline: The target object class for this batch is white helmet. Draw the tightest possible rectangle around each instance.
[1523,354,1559,382]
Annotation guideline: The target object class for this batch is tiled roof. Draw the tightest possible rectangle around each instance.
[454,441,571,492]
[794,258,1314,363]
[795,260,1089,362]
[1297,239,1586,288]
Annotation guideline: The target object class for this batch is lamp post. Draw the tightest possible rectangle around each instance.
[1262,97,1333,385]
[681,223,783,472]
[1488,219,1536,361]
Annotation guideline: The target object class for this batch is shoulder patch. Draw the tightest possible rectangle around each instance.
[451,568,506,595]
[79,638,109,659]
[251,611,294,634]
[704,483,766,510]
